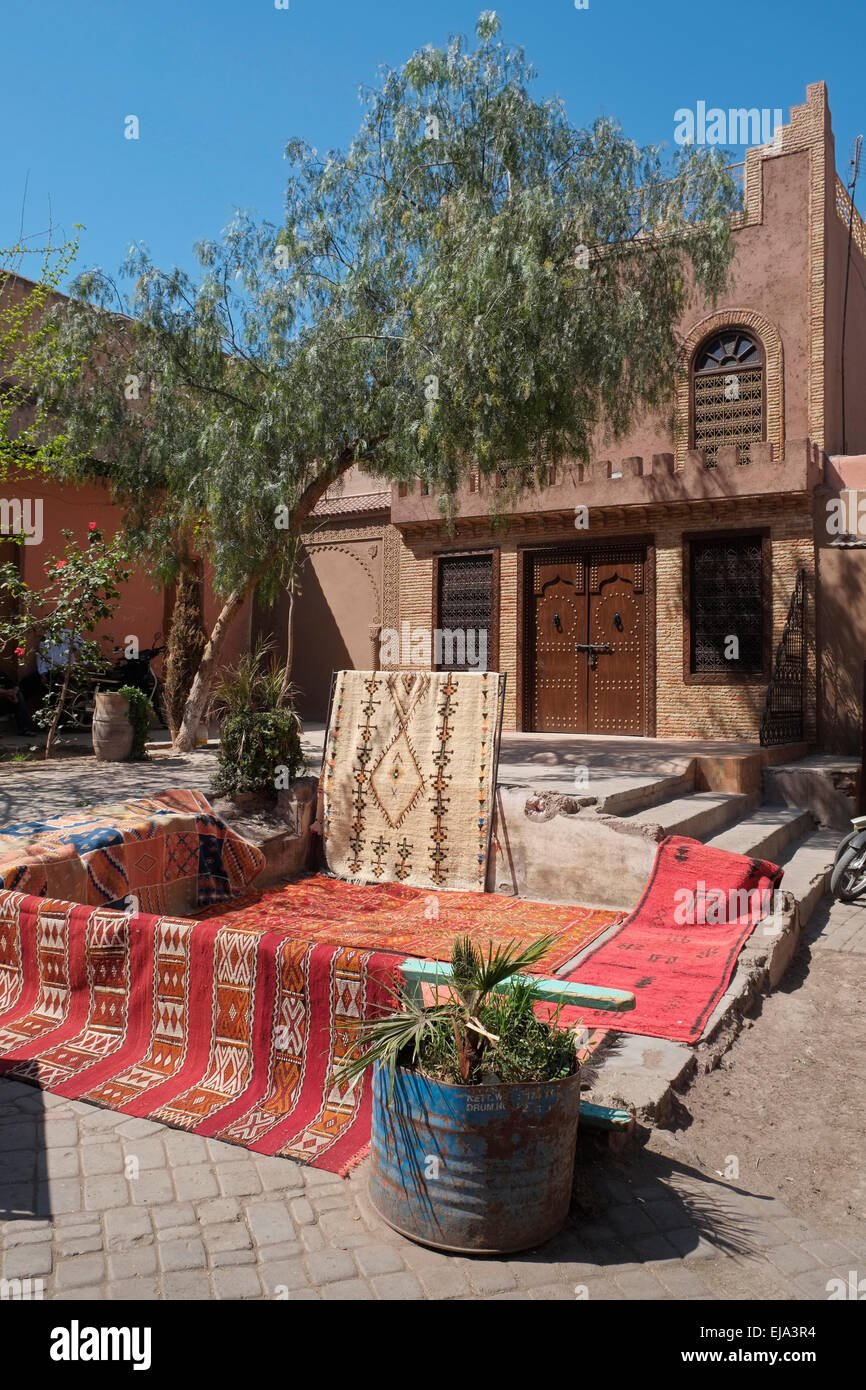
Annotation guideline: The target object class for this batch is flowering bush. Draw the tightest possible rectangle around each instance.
[0,524,132,759]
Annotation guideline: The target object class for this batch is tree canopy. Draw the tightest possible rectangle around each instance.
[9,11,740,748]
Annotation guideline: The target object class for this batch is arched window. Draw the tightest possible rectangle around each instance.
[691,328,765,466]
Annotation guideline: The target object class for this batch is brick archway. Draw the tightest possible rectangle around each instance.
[675,308,784,465]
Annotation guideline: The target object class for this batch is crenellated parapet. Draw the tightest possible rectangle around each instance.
[390,439,826,528]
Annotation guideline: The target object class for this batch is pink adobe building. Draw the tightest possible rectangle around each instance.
[279,82,866,756]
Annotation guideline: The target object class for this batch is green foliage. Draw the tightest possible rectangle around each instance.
[118,684,151,761]
[208,637,297,723]
[0,236,81,477]
[9,12,737,579]
[0,524,132,759]
[340,933,578,1092]
[212,709,304,800]
[2,14,738,739]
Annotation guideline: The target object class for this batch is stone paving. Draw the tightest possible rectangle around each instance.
[2,750,865,1300]
[0,746,259,826]
[2,1014,865,1303]
[810,892,866,954]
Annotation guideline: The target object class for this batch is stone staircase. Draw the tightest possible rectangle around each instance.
[578,751,851,1130]
[600,753,851,933]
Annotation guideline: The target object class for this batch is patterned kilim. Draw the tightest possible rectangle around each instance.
[322,669,505,892]
[0,790,265,916]
[0,889,401,1174]
[193,873,621,975]
[558,836,784,1044]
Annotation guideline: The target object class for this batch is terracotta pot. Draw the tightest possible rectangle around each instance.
[92,691,133,761]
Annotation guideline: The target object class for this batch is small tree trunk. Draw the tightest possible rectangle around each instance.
[172,588,248,754]
[279,583,295,704]
[44,642,76,761]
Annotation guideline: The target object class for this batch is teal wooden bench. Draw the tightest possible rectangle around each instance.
[400,957,636,1131]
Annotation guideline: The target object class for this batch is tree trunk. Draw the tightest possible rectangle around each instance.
[172,588,249,754]
[279,582,295,704]
[44,642,76,761]
[163,556,207,739]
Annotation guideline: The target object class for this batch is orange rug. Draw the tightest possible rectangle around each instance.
[192,873,620,974]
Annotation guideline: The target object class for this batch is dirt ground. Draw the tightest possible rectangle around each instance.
[638,920,866,1240]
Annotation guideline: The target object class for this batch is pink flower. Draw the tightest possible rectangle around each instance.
[14,646,25,657]
[88,521,97,531]
[55,560,67,570]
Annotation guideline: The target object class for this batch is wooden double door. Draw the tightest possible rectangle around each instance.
[525,545,650,735]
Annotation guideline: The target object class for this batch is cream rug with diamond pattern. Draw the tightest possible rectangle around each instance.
[321,669,505,892]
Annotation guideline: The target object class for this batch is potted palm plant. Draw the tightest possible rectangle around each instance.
[341,934,583,1255]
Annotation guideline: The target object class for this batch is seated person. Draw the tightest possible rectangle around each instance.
[37,629,79,689]
[0,671,35,734]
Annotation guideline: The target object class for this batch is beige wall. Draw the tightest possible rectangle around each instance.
[259,521,388,720]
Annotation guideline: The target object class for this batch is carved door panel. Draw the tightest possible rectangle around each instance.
[586,554,646,735]
[527,547,648,734]
[529,556,587,732]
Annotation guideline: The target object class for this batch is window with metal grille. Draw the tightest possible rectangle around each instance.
[689,536,764,674]
[436,553,494,671]
[692,329,764,466]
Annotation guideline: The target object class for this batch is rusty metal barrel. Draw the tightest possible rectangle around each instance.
[92,690,133,761]
[368,1062,581,1254]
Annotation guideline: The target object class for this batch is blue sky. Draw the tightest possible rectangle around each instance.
[2,0,864,288]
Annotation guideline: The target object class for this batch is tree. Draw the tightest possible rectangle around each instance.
[0,233,80,467]
[161,553,207,740]
[12,12,739,751]
[0,523,132,760]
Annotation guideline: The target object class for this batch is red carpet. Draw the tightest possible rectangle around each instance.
[193,873,620,973]
[558,836,783,1044]
[0,890,400,1174]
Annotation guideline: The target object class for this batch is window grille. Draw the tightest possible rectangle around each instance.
[437,555,493,672]
[690,536,763,674]
[693,330,764,466]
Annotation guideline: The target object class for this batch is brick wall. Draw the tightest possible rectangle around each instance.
[394,496,816,741]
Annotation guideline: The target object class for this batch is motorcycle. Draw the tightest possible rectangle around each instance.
[106,635,165,716]
[830,814,866,902]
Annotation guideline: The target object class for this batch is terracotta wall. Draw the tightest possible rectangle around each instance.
[815,459,866,753]
[254,519,387,721]
[0,471,249,681]
[824,196,866,456]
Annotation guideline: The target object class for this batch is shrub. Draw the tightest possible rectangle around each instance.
[118,684,150,761]
[212,708,304,800]
[340,934,578,1092]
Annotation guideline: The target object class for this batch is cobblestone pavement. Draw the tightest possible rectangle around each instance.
[2,754,864,1300]
[2,1045,865,1302]
[809,891,866,954]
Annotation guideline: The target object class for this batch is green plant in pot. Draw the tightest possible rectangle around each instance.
[340,933,583,1255]
[118,685,151,761]
[209,639,304,801]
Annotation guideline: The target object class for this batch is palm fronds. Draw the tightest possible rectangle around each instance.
[338,931,579,1092]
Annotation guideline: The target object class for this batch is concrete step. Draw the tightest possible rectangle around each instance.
[617,790,758,841]
[703,804,815,864]
[593,768,695,816]
[773,825,840,928]
[763,756,858,831]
